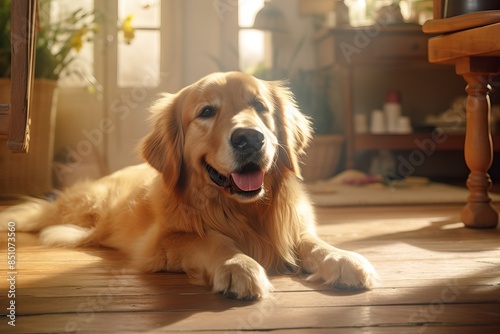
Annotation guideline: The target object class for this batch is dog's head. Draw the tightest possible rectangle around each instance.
[141,72,312,202]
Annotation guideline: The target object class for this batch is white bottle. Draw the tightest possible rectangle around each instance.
[370,109,386,134]
[384,91,402,133]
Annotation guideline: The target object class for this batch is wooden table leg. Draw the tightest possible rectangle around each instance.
[458,62,499,228]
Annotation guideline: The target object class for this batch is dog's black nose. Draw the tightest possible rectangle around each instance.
[231,128,265,152]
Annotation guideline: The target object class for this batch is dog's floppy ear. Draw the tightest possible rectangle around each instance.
[141,93,186,190]
[269,81,312,179]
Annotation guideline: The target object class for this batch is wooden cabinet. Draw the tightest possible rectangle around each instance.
[315,25,500,169]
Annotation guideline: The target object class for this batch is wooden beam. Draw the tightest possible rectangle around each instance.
[8,0,37,152]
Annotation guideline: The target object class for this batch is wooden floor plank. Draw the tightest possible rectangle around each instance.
[8,284,500,315]
[2,304,500,333]
[1,203,499,333]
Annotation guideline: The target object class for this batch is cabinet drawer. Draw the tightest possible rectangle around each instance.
[325,27,430,64]
[373,34,428,59]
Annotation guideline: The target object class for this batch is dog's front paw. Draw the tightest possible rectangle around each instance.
[307,248,378,290]
[213,254,273,300]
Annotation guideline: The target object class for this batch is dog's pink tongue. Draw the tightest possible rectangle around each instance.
[231,170,264,191]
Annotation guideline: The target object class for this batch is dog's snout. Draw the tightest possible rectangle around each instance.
[231,128,265,152]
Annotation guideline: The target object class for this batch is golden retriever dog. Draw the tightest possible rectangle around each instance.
[0,72,376,300]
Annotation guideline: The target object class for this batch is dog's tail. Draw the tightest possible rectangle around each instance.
[0,197,58,232]
[0,197,94,247]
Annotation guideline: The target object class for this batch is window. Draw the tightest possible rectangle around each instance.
[238,0,266,73]
[44,0,162,89]
[117,0,161,87]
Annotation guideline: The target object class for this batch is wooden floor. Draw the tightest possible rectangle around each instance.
[1,203,500,333]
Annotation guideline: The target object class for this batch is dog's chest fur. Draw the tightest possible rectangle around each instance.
[169,174,302,273]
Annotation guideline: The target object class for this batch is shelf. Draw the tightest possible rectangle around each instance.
[355,133,500,151]
[316,26,500,170]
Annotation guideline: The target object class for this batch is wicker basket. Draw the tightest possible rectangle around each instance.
[0,79,58,196]
[301,134,343,182]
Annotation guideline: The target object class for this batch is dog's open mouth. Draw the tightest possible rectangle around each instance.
[206,163,264,197]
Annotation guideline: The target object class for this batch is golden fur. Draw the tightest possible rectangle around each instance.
[0,72,377,300]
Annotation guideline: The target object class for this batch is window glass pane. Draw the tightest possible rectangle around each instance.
[50,0,93,22]
[46,0,95,86]
[238,0,264,28]
[238,30,265,72]
[118,0,161,28]
[118,30,160,87]
[238,0,266,72]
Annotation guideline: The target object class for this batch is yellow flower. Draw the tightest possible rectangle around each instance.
[70,31,83,52]
[70,27,90,52]
[121,14,135,44]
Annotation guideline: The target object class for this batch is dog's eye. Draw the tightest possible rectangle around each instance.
[199,106,216,118]
[253,100,267,113]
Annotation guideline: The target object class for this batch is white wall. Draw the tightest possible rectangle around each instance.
[181,0,239,86]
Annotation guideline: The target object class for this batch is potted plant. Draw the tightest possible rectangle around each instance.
[288,68,343,182]
[0,0,96,195]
